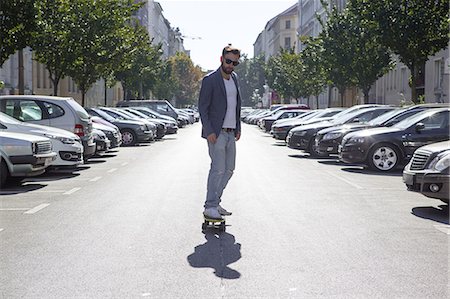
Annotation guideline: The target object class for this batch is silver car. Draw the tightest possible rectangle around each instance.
[0,95,96,159]
[0,131,57,187]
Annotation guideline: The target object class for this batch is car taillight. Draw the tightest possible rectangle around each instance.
[74,124,84,137]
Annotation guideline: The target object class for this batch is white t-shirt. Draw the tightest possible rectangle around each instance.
[222,78,237,129]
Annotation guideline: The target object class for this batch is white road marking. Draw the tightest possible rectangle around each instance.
[107,168,117,173]
[0,208,29,211]
[63,187,81,195]
[24,203,50,214]
[89,176,102,182]
[434,225,450,235]
[326,171,363,189]
[0,228,4,233]
[121,162,128,166]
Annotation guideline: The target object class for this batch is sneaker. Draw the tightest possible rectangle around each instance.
[218,205,232,216]
[203,207,223,220]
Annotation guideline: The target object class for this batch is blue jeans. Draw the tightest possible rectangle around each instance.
[204,131,236,209]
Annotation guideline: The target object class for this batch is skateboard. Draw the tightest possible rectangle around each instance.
[202,217,226,232]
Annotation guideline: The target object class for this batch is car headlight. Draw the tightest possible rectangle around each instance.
[349,136,365,144]
[140,125,146,131]
[45,134,77,144]
[293,130,307,137]
[323,132,342,141]
[429,151,450,171]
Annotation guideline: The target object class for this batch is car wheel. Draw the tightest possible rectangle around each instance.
[0,160,8,188]
[308,139,327,158]
[121,129,137,146]
[368,143,400,171]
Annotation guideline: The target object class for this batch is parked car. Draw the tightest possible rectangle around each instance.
[287,106,395,155]
[116,99,179,124]
[258,109,308,132]
[92,128,110,156]
[271,108,344,140]
[129,107,178,134]
[0,131,56,187]
[315,104,450,157]
[92,120,122,149]
[0,95,95,159]
[119,108,167,139]
[85,108,153,146]
[339,108,450,172]
[403,141,449,203]
[98,107,157,141]
[0,112,83,167]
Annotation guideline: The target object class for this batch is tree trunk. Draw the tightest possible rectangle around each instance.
[18,49,24,94]
[410,61,418,104]
[104,80,107,106]
[81,90,85,107]
[316,95,319,109]
[363,87,370,104]
[339,88,345,107]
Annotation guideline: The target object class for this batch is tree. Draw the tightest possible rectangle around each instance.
[319,7,357,106]
[0,0,36,66]
[168,52,203,107]
[353,0,450,103]
[235,54,267,107]
[265,48,305,103]
[32,0,71,95]
[114,25,163,99]
[300,37,327,108]
[64,0,142,106]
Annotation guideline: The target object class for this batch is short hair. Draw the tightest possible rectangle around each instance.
[222,44,241,57]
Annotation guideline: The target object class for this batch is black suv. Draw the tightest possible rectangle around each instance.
[403,140,450,203]
[339,108,450,172]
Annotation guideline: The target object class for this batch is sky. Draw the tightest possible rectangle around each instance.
[156,0,297,71]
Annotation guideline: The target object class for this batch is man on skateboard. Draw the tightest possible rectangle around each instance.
[198,44,242,221]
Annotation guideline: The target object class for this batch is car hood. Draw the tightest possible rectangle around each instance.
[290,121,333,132]
[7,122,79,139]
[318,123,372,135]
[93,122,115,132]
[348,126,401,138]
[113,119,146,126]
[416,140,450,152]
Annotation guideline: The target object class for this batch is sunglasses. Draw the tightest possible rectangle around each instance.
[224,58,240,66]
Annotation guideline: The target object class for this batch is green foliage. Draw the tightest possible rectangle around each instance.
[235,54,266,107]
[63,0,143,105]
[114,25,163,99]
[0,0,37,66]
[300,37,327,107]
[352,0,450,103]
[153,52,203,107]
[265,48,305,102]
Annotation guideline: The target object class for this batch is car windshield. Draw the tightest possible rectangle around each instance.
[92,108,116,122]
[393,109,441,130]
[0,111,22,124]
[367,108,402,126]
[331,109,370,124]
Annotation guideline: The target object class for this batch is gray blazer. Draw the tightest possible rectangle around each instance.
[198,68,242,139]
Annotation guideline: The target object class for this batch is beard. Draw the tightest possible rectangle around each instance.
[221,64,233,75]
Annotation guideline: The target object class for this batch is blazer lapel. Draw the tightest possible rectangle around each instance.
[215,68,227,98]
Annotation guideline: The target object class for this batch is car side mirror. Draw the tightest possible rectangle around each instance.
[352,118,360,123]
[415,122,425,132]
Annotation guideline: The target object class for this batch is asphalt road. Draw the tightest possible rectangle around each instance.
[0,122,448,298]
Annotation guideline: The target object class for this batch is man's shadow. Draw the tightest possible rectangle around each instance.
[187,232,241,279]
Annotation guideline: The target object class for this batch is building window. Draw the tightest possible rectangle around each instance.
[284,37,291,49]
[285,20,291,29]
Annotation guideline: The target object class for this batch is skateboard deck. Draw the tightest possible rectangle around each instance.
[202,217,226,232]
